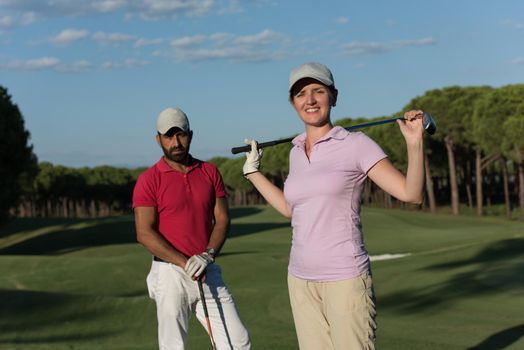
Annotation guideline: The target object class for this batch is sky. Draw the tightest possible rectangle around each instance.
[1,0,524,168]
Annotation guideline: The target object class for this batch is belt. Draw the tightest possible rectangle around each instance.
[153,256,167,263]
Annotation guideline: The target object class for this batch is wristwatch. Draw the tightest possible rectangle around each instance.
[205,247,217,259]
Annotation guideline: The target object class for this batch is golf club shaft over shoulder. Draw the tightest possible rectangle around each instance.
[230,113,436,154]
[231,118,401,154]
[346,117,402,131]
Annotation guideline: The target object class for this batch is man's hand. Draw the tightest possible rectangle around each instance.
[184,252,214,279]
[243,139,263,176]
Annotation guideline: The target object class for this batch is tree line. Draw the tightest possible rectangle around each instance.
[2,84,524,222]
[12,162,145,218]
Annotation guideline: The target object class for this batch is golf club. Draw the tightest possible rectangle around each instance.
[197,279,217,350]
[231,112,436,154]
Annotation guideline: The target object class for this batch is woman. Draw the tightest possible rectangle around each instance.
[243,62,424,350]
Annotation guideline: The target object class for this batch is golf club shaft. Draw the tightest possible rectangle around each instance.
[231,137,295,155]
[198,279,217,350]
[231,113,436,155]
[229,119,399,155]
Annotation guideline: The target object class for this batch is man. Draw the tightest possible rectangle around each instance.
[133,107,251,350]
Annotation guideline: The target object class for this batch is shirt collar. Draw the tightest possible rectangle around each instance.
[291,126,348,148]
[156,155,201,173]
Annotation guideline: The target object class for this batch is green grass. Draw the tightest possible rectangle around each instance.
[1,207,523,349]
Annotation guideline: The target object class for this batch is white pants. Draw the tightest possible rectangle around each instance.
[147,261,251,350]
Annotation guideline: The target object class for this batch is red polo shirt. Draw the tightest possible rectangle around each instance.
[133,157,226,257]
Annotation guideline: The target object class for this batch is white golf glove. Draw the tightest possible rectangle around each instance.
[184,252,214,279]
[243,139,263,176]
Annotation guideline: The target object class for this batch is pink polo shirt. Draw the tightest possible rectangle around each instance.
[283,127,387,281]
[133,157,226,257]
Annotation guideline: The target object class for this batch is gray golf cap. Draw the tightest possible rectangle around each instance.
[288,62,335,92]
[156,107,190,134]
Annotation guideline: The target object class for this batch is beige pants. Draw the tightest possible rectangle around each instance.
[288,272,377,350]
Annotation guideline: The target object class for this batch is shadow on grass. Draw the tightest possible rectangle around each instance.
[229,206,264,219]
[0,209,289,255]
[219,251,259,257]
[0,217,90,238]
[229,222,290,238]
[0,288,117,343]
[466,323,524,350]
[0,218,137,255]
[378,238,524,313]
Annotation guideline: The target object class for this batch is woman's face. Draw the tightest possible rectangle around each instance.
[291,78,333,127]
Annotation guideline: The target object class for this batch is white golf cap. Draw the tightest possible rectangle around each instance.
[288,62,335,92]
[156,107,190,134]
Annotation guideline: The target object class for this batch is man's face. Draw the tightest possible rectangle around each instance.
[156,127,192,163]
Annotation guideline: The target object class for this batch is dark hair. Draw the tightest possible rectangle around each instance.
[289,85,338,107]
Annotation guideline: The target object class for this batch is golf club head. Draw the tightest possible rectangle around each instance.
[422,113,437,135]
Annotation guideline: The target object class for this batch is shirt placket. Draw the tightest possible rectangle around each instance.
[183,172,191,192]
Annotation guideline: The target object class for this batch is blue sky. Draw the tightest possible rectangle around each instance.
[1,0,523,168]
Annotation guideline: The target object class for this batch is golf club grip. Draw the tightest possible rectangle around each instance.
[231,137,293,154]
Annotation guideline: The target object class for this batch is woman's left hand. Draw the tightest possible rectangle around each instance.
[397,109,425,144]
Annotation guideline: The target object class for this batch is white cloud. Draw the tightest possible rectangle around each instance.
[123,58,149,67]
[503,19,524,29]
[50,28,89,45]
[50,29,154,48]
[171,35,207,48]
[217,0,242,14]
[0,55,150,72]
[135,0,215,20]
[0,12,37,29]
[92,31,135,44]
[394,37,437,47]
[386,19,397,27]
[2,56,61,70]
[341,37,437,56]
[336,17,349,25]
[165,29,289,62]
[134,37,164,48]
[20,11,38,25]
[92,0,127,12]
[174,47,276,62]
[25,57,61,69]
[101,58,149,69]
[341,41,391,56]
[0,56,93,72]
[233,29,281,46]
[511,57,524,65]
[0,0,220,21]
[209,32,233,45]
[63,60,93,72]
[0,15,13,28]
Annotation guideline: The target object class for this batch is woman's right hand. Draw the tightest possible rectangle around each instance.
[243,139,263,177]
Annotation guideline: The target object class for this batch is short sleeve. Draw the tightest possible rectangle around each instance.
[132,171,157,208]
[202,162,226,198]
[354,132,388,174]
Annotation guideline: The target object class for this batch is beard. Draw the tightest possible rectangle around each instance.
[161,144,190,163]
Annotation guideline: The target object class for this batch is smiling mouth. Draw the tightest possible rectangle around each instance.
[306,107,319,113]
